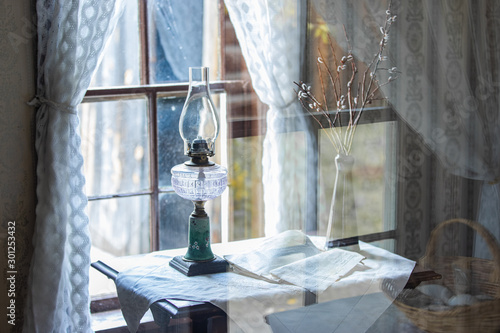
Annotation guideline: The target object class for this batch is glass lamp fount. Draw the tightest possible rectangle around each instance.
[170,67,228,276]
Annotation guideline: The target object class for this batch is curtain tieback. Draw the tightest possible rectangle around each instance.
[28,96,78,115]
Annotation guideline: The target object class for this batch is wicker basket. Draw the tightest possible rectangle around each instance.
[393,218,500,333]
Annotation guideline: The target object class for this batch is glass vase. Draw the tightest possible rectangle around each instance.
[325,153,358,249]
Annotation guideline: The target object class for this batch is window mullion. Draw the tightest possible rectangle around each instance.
[140,0,158,251]
[139,0,150,85]
[149,91,160,252]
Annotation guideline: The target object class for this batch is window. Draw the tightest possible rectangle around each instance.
[85,0,399,301]
[84,0,266,299]
[84,2,497,332]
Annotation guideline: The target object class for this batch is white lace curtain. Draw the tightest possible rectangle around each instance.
[396,0,500,258]
[225,0,316,235]
[25,1,123,332]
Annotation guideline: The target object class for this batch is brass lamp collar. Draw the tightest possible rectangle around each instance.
[184,154,215,166]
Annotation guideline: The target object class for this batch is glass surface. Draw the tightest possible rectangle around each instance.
[79,98,150,197]
[87,196,150,256]
[90,0,140,87]
[158,192,196,250]
[84,3,500,332]
[318,122,396,237]
[157,96,192,188]
[148,0,204,83]
[227,136,265,241]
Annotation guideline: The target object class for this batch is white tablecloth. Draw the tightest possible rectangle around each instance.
[115,231,415,332]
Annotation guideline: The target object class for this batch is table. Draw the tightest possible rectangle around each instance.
[92,237,266,332]
[91,237,440,332]
[92,260,228,332]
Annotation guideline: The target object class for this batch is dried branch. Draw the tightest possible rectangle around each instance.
[295,1,398,155]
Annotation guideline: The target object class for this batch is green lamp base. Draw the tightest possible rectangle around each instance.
[169,255,228,276]
[169,201,228,276]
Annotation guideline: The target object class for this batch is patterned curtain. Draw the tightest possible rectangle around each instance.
[311,0,499,258]
[394,0,499,258]
[24,1,123,331]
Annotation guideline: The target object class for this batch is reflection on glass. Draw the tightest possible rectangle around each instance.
[79,98,150,197]
[87,196,150,256]
[90,0,140,87]
[318,122,396,238]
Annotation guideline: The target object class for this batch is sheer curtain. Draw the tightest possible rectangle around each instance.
[25,0,123,331]
[313,0,500,256]
[395,0,500,258]
[228,0,500,249]
[225,0,316,236]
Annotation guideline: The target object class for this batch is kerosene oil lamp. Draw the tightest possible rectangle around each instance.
[169,67,228,276]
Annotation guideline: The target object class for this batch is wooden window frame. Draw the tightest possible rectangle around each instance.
[88,1,264,315]
[88,0,398,316]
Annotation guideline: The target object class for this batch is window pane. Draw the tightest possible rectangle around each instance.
[158,192,194,250]
[79,98,150,197]
[88,196,151,256]
[148,0,203,82]
[318,121,396,237]
[147,0,220,83]
[157,96,186,188]
[227,136,265,241]
[90,0,140,87]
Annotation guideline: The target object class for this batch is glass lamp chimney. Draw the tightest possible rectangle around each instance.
[179,67,219,165]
